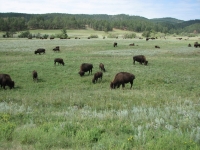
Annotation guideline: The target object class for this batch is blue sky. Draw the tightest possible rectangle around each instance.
[0,0,199,20]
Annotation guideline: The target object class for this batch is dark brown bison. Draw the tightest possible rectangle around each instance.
[32,70,38,82]
[129,43,135,46]
[99,63,106,72]
[113,42,117,47]
[79,63,93,76]
[133,55,148,65]
[0,74,15,89]
[155,45,160,48]
[194,42,200,48]
[110,72,135,89]
[54,58,64,66]
[92,72,103,83]
[35,48,45,54]
[53,46,60,52]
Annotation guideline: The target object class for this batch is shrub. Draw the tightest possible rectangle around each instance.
[123,33,136,39]
[18,31,31,38]
[88,34,98,38]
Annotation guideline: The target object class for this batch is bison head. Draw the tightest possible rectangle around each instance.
[110,82,115,89]
[144,61,148,65]
[79,71,85,76]
[9,81,15,89]
[92,78,95,84]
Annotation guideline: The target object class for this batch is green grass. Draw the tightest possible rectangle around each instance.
[0,29,200,149]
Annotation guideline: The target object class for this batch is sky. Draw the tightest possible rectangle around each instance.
[0,0,199,21]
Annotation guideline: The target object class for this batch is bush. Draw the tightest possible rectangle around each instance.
[18,31,31,38]
[107,33,118,38]
[123,33,136,39]
[88,34,98,38]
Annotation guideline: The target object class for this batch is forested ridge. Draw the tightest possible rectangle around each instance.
[0,12,200,36]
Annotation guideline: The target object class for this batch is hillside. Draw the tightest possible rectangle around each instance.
[0,12,200,35]
[150,17,184,24]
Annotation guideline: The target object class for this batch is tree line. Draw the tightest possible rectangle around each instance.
[0,13,200,37]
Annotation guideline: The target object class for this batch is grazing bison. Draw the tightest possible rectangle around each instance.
[92,72,103,83]
[0,74,15,89]
[53,46,60,52]
[32,70,38,82]
[79,63,93,76]
[99,63,106,72]
[155,45,160,48]
[110,72,135,89]
[133,55,148,65]
[35,48,45,55]
[194,42,200,48]
[113,42,117,47]
[129,43,135,46]
[54,58,65,66]
[188,44,191,47]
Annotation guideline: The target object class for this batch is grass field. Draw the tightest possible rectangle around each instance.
[0,29,200,150]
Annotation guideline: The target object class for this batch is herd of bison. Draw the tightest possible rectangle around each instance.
[0,41,199,90]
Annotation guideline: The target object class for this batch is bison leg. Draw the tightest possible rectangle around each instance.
[130,81,133,89]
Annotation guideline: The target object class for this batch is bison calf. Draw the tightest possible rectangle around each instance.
[99,63,106,72]
[0,74,15,89]
[53,46,60,52]
[194,42,200,48]
[35,48,45,54]
[113,42,117,47]
[133,55,148,65]
[155,45,160,48]
[54,58,65,66]
[79,63,93,76]
[110,72,135,89]
[32,70,38,82]
[92,72,103,83]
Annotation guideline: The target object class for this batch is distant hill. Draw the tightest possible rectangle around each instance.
[0,12,200,35]
[150,17,184,24]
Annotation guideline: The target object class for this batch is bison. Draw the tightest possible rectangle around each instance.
[113,42,117,47]
[194,42,200,48]
[133,55,148,65]
[54,58,65,66]
[0,74,15,89]
[53,46,60,52]
[92,72,103,83]
[35,48,45,55]
[99,63,106,72]
[129,43,135,46]
[155,45,160,48]
[188,44,191,47]
[110,72,135,89]
[79,63,93,76]
[32,70,38,82]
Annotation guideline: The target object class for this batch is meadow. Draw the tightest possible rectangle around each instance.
[0,29,200,150]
